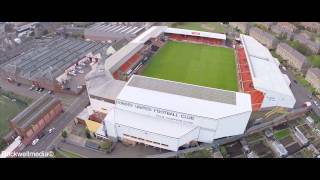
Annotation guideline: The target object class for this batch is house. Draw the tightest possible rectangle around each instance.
[276,43,310,74]
[306,68,320,92]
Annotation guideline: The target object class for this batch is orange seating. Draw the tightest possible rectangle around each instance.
[120,54,141,73]
[236,46,264,111]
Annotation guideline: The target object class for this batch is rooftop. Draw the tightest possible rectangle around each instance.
[241,34,295,98]
[10,94,60,129]
[117,75,251,120]
[277,42,307,61]
[2,37,110,80]
[308,68,320,78]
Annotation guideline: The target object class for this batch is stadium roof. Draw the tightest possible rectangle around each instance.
[240,34,294,97]
[165,27,226,40]
[117,75,251,120]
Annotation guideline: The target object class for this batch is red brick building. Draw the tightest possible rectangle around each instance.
[9,94,63,145]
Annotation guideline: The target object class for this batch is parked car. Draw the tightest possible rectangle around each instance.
[29,85,35,91]
[77,70,84,74]
[32,138,39,146]
[48,128,56,134]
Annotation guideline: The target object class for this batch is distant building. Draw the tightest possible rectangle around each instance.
[300,22,320,33]
[84,22,151,42]
[306,68,320,92]
[270,25,293,40]
[293,34,320,54]
[249,27,279,49]
[229,22,250,34]
[276,43,310,74]
[255,22,274,30]
[277,22,297,33]
[271,141,288,157]
[9,94,63,145]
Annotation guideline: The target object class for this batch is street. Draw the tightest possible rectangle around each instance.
[22,91,90,153]
[280,68,320,116]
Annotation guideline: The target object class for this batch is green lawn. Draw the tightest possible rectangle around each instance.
[142,41,238,91]
[184,149,212,158]
[274,128,291,140]
[308,55,320,68]
[54,149,83,158]
[0,93,29,138]
[171,22,226,33]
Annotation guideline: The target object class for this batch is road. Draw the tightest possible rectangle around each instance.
[280,67,320,116]
[22,91,90,153]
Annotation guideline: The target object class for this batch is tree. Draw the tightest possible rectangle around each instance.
[85,128,91,139]
[100,140,112,153]
[0,139,7,151]
[61,130,68,142]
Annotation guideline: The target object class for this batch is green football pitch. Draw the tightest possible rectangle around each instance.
[142,41,238,91]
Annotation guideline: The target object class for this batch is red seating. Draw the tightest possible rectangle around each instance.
[113,71,119,79]
[168,33,222,46]
[120,54,141,73]
[236,46,264,111]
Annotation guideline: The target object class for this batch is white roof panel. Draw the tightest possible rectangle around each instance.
[117,75,252,120]
[241,34,294,97]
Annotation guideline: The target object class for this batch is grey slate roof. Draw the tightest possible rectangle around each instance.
[127,75,237,105]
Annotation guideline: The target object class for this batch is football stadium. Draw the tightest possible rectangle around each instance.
[85,26,296,151]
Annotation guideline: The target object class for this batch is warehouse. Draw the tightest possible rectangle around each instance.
[9,94,63,145]
[84,22,152,42]
[0,36,110,94]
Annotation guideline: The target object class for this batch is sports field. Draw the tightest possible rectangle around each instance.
[0,92,30,138]
[142,41,238,91]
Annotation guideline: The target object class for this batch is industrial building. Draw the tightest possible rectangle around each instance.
[0,36,111,94]
[85,26,296,151]
[9,94,63,145]
[84,22,154,42]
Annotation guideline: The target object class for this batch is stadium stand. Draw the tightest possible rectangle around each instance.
[168,34,223,46]
[236,45,264,111]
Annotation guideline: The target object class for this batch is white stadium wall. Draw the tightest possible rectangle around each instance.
[178,127,200,146]
[105,110,117,138]
[214,111,252,139]
[260,90,296,109]
[198,128,215,143]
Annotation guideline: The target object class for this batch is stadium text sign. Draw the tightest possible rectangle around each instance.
[116,100,195,122]
[191,32,200,35]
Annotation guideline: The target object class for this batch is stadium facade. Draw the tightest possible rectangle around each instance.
[85,26,296,151]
